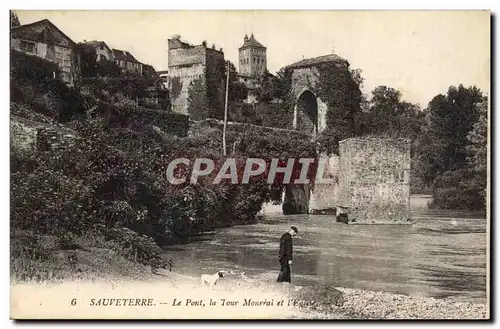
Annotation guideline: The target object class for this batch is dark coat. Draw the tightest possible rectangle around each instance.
[278,232,293,264]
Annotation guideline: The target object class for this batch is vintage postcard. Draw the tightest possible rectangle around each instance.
[9,9,490,320]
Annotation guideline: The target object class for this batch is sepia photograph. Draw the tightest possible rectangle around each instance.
[8,8,491,320]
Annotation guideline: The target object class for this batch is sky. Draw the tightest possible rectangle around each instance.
[14,10,490,108]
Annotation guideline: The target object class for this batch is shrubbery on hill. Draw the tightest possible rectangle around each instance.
[10,49,318,280]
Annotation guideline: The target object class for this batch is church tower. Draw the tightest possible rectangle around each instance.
[238,34,267,77]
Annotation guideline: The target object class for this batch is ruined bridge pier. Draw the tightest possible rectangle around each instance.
[283,138,412,224]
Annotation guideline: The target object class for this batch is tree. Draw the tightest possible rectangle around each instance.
[205,58,226,119]
[77,44,98,78]
[226,61,248,103]
[96,59,122,78]
[274,68,293,101]
[10,10,20,28]
[466,100,488,202]
[421,85,485,184]
[361,85,425,142]
[364,86,402,135]
[254,73,278,103]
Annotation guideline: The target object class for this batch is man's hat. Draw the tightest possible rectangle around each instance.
[290,226,298,234]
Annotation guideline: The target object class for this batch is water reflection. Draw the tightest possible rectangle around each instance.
[163,196,487,302]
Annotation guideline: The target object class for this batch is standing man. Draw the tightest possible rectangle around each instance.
[277,226,298,283]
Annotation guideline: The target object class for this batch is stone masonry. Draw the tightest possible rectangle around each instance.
[309,154,340,212]
[338,137,412,224]
[285,54,350,135]
[11,115,77,156]
[167,36,225,115]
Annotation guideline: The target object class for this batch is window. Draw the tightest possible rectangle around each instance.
[20,40,36,54]
[253,58,255,63]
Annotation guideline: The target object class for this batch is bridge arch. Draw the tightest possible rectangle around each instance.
[295,89,318,135]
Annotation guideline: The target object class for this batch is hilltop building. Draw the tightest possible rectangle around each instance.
[111,48,143,74]
[237,34,268,104]
[167,36,225,115]
[238,34,267,77]
[79,40,114,62]
[10,19,81,86]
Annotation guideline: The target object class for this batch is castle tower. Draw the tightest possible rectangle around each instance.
[238,34,267,77]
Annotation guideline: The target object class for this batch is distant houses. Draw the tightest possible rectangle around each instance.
[111,48,143,75]
[10,18,170,111]
[10,19,81,86]
[80,40,114,62]
[10,18,153,85]
[157,70,169,89]
[79,40,144,75]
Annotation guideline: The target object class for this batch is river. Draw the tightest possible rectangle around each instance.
[163,195,487,303]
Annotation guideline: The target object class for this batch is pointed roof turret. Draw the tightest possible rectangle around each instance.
[239,33,266,50]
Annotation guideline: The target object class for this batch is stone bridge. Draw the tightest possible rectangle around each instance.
[188,54,412,224]
[272,54,411,224]
[190,118,412,224]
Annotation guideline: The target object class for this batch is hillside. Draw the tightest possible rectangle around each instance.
[10,49,317,282]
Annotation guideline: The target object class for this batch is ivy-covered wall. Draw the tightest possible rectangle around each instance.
[285,60,363,156]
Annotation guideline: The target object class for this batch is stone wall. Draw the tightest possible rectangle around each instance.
[168,64,205,114]
[338,137,411,224]
[10,116,77,156]
[10,117,38,155]
[310,154,340,211]
[167,40,225,115]
[94,102,189,138]
[168,43,206,67]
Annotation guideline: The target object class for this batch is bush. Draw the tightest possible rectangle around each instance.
[101,225,171,272]
[10,50,86,122]
[10,49,320,280]
[428,169,485,210]
[429,187,485,211]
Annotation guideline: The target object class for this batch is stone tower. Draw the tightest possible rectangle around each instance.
[167,36,225,115]
[238,34,267,77]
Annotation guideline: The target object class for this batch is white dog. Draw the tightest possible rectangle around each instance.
[201,271,226,288]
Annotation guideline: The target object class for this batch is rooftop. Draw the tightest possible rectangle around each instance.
[112,48,141,63]
[10,18,77,47]
[239,34,266,50]
[285,54,348,69]
[81,40,102,48]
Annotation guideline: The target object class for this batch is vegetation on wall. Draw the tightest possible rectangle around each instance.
[205,57,226,119]
[169,77,182,101]
[187,77,208,120]
[309,63,364,155]
[78,53,170,111]
[10,50,86,122]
